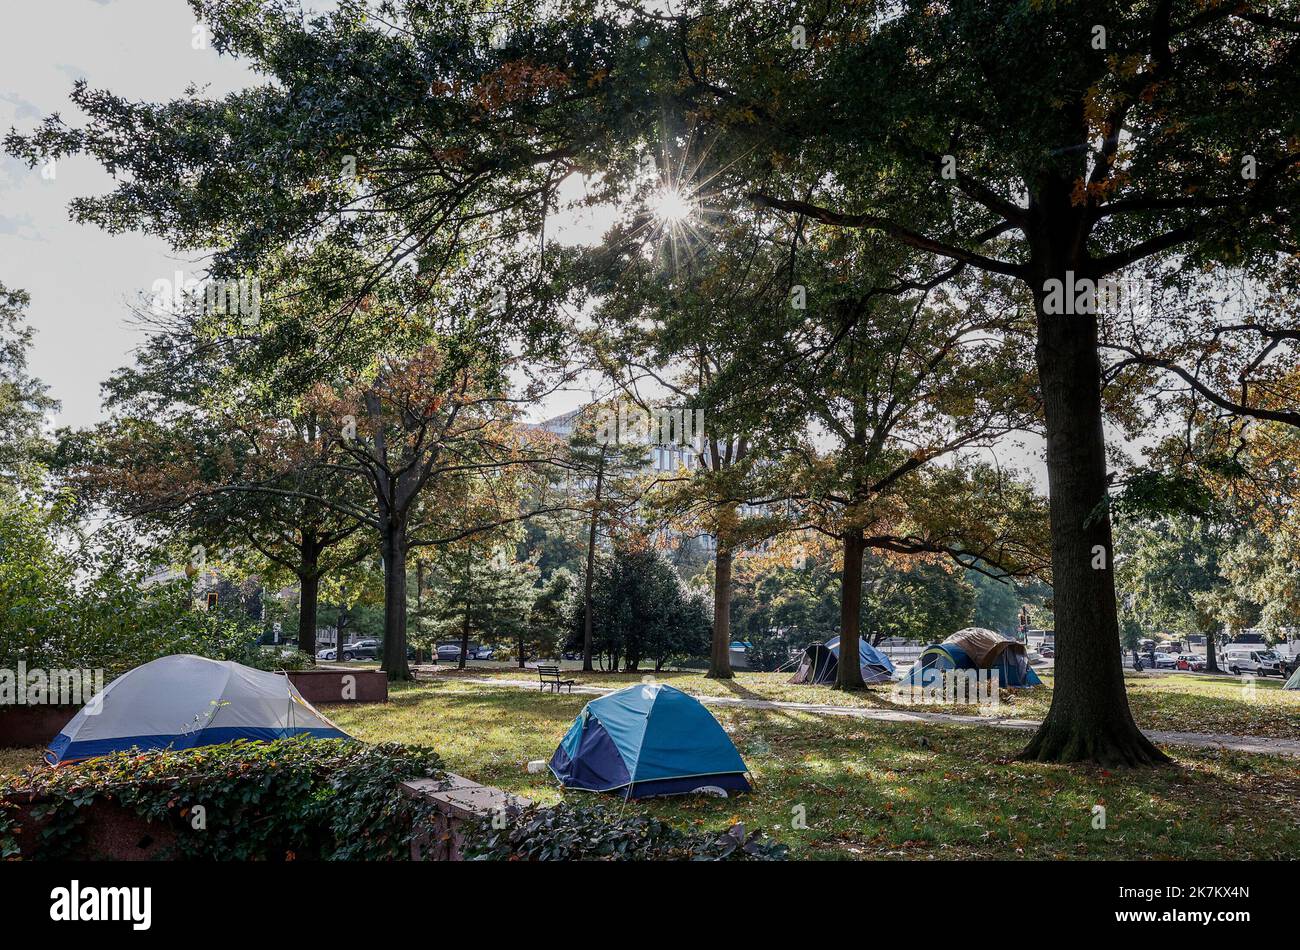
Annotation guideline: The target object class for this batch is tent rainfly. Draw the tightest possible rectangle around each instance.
[549,682,751,798]
[46,654,349,765]
[900,627,1043,688]
[789,636,895,685]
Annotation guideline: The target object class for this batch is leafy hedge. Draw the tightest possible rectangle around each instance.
[1,738,788,862]
[462,802,788,861]
[0,738,445,860]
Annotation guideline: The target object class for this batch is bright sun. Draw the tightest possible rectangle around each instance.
[652,186,695,225]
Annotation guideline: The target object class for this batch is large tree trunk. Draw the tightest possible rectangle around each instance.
[298,572,319,658]
[1202,625,1220,673]
[457,546,472,671]
[296,534,322,657]
[1019,279,1167,766]
[707,532,735,679]
[412,562,424,665]
[835,531,867,690]
[581,459,605,672]
[380,522,412,681]
[458,607,470,671]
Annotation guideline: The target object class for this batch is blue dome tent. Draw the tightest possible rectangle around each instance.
[790,636,895,685]
[900,628,1042,688]
[549,683,751,798]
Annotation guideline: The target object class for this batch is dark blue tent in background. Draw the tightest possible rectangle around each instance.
[790,636,895,685]
[549,683,751,798]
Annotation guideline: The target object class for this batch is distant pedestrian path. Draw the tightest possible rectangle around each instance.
[459,677,1300,759]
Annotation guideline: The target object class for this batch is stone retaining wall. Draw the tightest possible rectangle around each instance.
[0,704,79,749]
[285,668,388,704]
[5,772,525,861]
[401,773,531,861]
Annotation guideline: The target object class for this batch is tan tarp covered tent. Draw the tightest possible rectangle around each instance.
[942,627,1027,668]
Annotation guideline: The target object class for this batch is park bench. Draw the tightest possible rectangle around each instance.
[537,665,576,694]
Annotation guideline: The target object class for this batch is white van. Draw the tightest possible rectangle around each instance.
[1220,645,1285,677]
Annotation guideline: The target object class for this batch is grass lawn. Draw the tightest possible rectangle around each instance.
[5,669,1295,860]
[0,747,42,776]
[426,664,1300,740]
[326,679,1300,860]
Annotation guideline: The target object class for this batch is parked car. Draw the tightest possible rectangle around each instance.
[436,644,462,662]
[1152,652,1179,669]
[1175,653,1205,672]
[344,639,381,660]
[469,646,493,660]
[1220,646,1285,676]
[1038,645,1055,658]
[316,648,337,661]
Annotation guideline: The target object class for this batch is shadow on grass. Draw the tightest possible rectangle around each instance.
[661,709,1300,859]
[330,679,1300,858]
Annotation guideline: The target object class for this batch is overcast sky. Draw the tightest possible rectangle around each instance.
[1,0,1050,485]
[0,1,268,431]
[0,1,628,429]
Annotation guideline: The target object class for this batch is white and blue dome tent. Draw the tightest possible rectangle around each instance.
[46,654,349,765]
[789,636,895,685]
[549,682,751,798]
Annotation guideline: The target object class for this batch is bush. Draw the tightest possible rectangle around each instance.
[0,489,291,677]
[0,738,444,860]
[461,802,788,861]
[565,545,710,671]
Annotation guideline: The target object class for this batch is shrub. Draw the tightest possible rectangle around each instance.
[0,738,445,860]
[461,802,788,861]
[564,545,710,671]
[0,489,295,677]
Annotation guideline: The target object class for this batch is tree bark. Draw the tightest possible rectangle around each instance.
[298,572,320,658]
[582,457,605,672]
[380,522,412,681]
[836,531,867,690]
[459,607,471,671]
[456,546,471,671]
[1018,274,1167,766]
[707,536,735,679]
[1203,626,1220,674]
[413,562,424,665]
[337,602,349,656]
[296,534,322,657]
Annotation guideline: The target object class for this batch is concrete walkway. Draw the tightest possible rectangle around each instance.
[458,677,1300,759]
